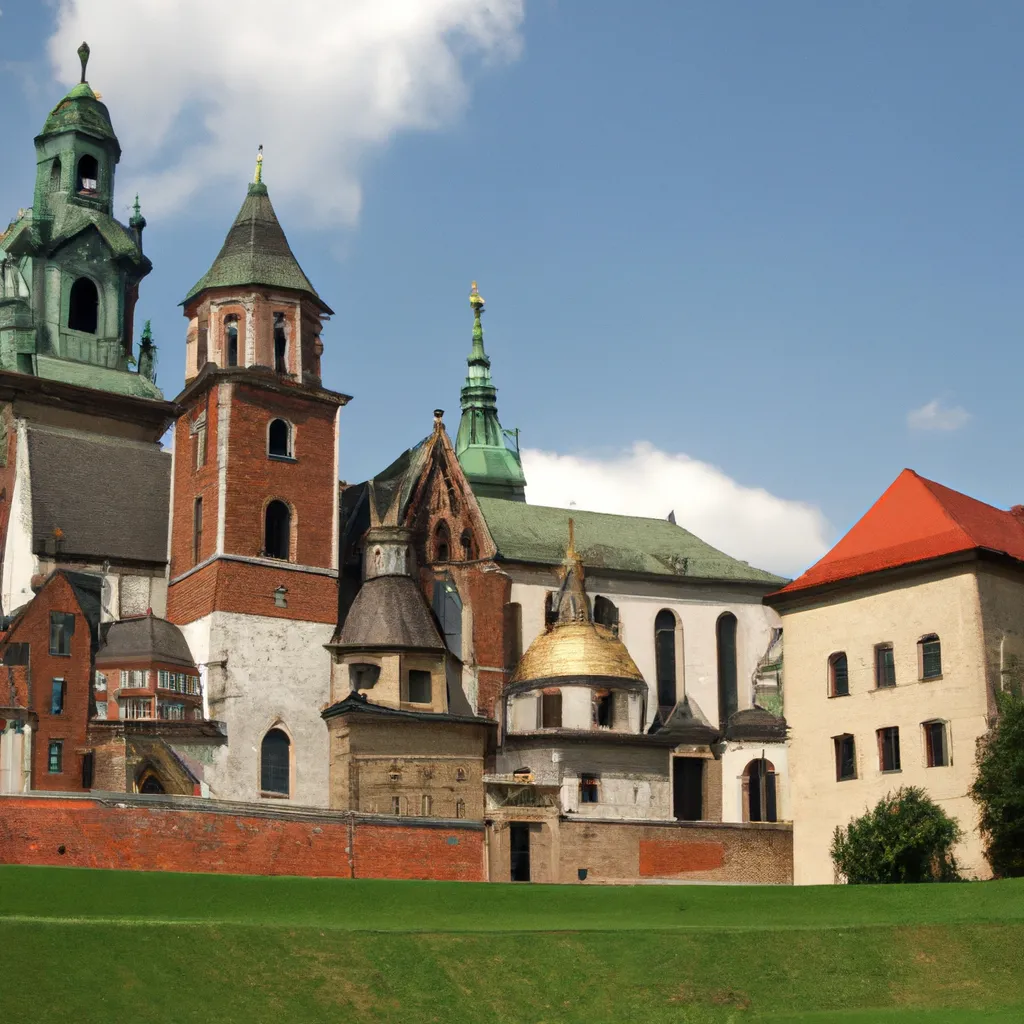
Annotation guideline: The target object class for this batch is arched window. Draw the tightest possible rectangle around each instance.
[716,612,738,729]
[268,418,292,458]
[138,771,165,794]
[49,158,62,192]
[432,575,462,658]
[745,759,777,822]
[828,652,849,697]
[594,596,620,636]
[460,529,474,561]
[654,609,678,710]
[433,521,451,563]
[224,315,239,367]
[273,312,288,373]
[260,728,290,795]
[919,634,941,680]
[76,154,98,192]
[264,500,291,560]
[68,277,99,334]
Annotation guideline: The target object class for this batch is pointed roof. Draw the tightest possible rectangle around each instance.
[772,469,1024,598]
[184,177,331,312]
[455,283,527,500]
[39,45,119,153]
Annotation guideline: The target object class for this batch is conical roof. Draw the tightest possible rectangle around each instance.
[184,181,331,311]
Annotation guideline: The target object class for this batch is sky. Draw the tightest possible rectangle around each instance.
[2,2,1022,578]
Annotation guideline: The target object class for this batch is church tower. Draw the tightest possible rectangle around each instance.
[167,151,349,806]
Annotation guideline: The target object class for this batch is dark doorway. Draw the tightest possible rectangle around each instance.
[68,277,99,333]
[746,759,777,822]
[672,757,704,821]
[509,823,531,882]
[264,500,291,560]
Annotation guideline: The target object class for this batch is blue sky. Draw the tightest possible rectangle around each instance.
[2,2,1022,576]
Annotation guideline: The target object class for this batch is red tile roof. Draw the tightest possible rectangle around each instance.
[772,469,1024,597]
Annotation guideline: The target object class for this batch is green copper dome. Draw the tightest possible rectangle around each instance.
[454,283,527,501]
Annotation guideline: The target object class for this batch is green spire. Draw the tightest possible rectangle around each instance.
[455,282,527,501]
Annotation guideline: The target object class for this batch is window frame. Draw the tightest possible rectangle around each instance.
[579,774,600,804]
[263,499,293,561]
[49,612,74,657]
[654,608,679,710]
[874,643,896,689]
[50,678,66,716]
[923,719,950,768]
[48,740,64,774]
[540,690,562,729]
[877,726,902,773]
[407,669,432,705]
[918,634,942,681]
[193,496,204,564]
[267,418,295,461]
[260,726,292,798]
[828,652,849,697]
[834,733,857,781]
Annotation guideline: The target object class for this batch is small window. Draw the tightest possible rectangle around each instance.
[421,795,432,816]
[193,496,203,564]
[264,500,291,560]
[875,644,896,688]
[408,669,432,704]
[273,312,288,373]
[828,652,849,696]
[50,679,66,715]
[878,726,901,772]
[834,734,856,781]
[68,277,99,334]
[594,596,620,636]
[76,154,99,192]
[94,671,106,691]
[81,751,94,789]
[541,691,562,728]
[434,521,451,563]
[580,774,600,804]
[48,740,63,774]
[455,767,467,782]
[455,799,466,819]
[49,612,74,656]
[122,697,153,720]
[49,158,62,191]
[391,796,401,815]
[349,663,381,690]
[194,423,207,470]
[224,315,239,367]
[268,419,292,459]
[919,635,942,680]
[924,720,950,767]
[460,529,474,561]
[260,728,290,795]
[595,692,613,728]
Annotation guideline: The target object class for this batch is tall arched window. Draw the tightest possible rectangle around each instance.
[273,312,288,373]
[260,728,290,795]
[264,500,291,560]
[76,154,99,192]
[433,521,451,563]
[268,418,292,458]
[224,315,239,367]
[716,612,739,729]
[654,609,679,710]
[745,758,777,822]
[432,575,462,658]
[49,158,62,192]
[460,529,474,561]
[68,278,99,333]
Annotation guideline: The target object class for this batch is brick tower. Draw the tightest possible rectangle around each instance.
[167,151,350,805]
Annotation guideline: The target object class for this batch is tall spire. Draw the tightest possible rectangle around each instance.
[454,280,527,500]
[554,519,591,625]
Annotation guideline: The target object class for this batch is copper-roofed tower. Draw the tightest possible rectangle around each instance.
[167,153,350,807]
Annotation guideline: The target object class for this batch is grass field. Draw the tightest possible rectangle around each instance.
[1,866,1022,1023]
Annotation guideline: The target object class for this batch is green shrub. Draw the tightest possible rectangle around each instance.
[830,786,962,884]
[971,690,1024,878]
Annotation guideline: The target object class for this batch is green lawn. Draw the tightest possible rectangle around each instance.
[1,866,1022,1023]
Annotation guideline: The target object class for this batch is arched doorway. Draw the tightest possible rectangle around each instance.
[744,758,777,822]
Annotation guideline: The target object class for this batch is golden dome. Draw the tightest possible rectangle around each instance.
[511,622,644,686]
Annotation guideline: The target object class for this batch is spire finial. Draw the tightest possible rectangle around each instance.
[254,145,264,184]
[469,280,486,356]
[567,517,577,560]
[78,42,90,84]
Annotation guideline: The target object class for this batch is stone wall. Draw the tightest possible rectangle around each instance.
[0,792,485,881]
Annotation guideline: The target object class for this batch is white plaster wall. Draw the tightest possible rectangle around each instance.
[180,610,333,807]
[3,421,38,614]
[0,725,29,794]
[721,741,789,823]
[782,568,991,885]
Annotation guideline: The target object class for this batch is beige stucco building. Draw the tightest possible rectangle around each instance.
[768,469,1024,884]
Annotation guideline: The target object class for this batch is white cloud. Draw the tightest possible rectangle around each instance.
[47,1,524,223]
[907,399,971,433]
[520,442,832,578]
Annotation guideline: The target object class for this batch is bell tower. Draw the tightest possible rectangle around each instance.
[167,152,350,806]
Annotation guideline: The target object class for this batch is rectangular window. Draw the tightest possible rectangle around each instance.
[48,740,63,774]
[541,691,562,728]
[834,734,856,781]
[93,671,106,692]
[158,702,185,720]
[920,636,942,680]
[2,642,29,666]
[391,796,401,816]
[579,774,600,804]
[878,726,901,772]
[421,794,432,816]
[407,669,432,704]
[122,669,146,689]
[829,653,849,697]
[158,670,170,689]
[595,692,613,728]
[50,678,65,715]
[81,751,94,789]
[122,698,153,720]
[455,799,466,819]
[875,644,896,688]
[193,496,203,564]
[49,612,74,656]
[194,424,207,470]
[924,721,949,767]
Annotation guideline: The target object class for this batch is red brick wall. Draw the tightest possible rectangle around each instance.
[0,794,484,881]
[639,839,725,875]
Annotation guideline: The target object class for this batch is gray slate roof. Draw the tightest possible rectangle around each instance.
[184,183,329,310]
[725,706,788,742]
[96,615,196,668]
[331,575,445,652]
[27,426,170,565]
[321,690,492,726]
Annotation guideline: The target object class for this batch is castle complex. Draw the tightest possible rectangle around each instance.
[1,49,1017,885]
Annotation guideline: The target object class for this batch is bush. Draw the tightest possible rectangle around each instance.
[830,787,962,884]
[971,690,1024,878]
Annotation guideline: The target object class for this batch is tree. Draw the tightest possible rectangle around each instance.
[971,690,1024,878]
[830,787,962,884]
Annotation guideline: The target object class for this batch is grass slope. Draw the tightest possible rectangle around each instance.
[1,866,1022,1023]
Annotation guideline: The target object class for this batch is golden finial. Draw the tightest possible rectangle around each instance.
[254,144,264,184]
[469,280,485,312]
